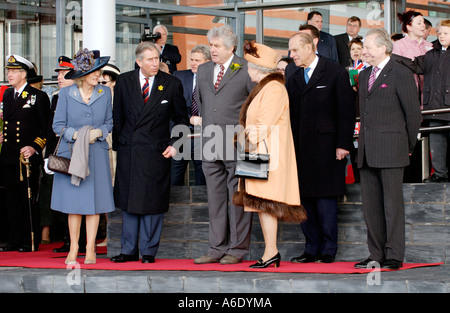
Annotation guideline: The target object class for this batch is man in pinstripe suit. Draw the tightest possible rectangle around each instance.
[354,29,421,270]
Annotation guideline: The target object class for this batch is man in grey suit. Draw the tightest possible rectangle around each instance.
[354,28,422,270]
[193,25,255,265]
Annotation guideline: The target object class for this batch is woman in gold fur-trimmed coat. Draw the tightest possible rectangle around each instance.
[233,42,306,269]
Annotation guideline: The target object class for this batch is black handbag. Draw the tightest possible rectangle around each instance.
[235,139,270,180]
[47,129,72,175]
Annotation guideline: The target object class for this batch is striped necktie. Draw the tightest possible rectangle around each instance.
[214,65,225,92]
[368,67,379,92]
[191,87,199,116]
[142,77,150,103]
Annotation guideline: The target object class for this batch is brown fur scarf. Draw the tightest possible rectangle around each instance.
[239,72,285,127]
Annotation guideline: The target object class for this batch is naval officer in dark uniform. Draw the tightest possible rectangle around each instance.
[0,55,50,252]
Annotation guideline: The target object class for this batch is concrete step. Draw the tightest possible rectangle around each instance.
[1,183,449,293]
[108,183,450,264]
[0,264,448,293]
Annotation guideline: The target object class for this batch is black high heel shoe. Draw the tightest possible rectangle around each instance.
[249,252,281,268]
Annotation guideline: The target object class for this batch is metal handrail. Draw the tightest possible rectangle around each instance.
[355,107,450,181]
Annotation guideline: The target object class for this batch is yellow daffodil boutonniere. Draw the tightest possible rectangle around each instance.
[228,63,242,77]
[98,89,103,94]
[22,91,29,99]
[158,85,164,91]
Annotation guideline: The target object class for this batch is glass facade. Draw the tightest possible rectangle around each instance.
[0,0,448,83]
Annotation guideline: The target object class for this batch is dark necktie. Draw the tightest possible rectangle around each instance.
[368,67,379,92]
[142,78,150,103]
[214,65,225,92]
[14,92,19,101]
[191,87,199,116]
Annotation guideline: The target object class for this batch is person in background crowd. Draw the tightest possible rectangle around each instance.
[159,62,170,74]
[28,63,44,90]
[393,10,433,94]
[0,55,50,252]
[276,57,293,75]
[193,25,255,265]
[100,63,120,185]
[347,37,366,184]
[51,49,114,265]
[233,41,306,269]
[391,33,405,42]
[40,56,75,248]
[172,45,211,186]
[334,16,363,67]
[154,24,182,74]
[354,28,421,270]
[111,41,188,264]
[287,32,355,264]
[393,10,433,183]
[307,11,339,63]
[98,63,120,247]
[424,18,432,41]
[399,20,450,184]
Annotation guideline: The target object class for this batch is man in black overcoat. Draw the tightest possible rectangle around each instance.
[286,33,355,264]
[111,41,188,263]
[0,55,50,252]
[154,24,182,74]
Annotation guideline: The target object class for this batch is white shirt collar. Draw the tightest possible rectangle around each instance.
[213,54,234,84]
[305,55,319,77]
[139,69,155,88]
[215,55,234,73]
[373,56,390,78]
[15,82,27,95]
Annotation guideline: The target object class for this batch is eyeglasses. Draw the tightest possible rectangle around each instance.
[98,81,110,85]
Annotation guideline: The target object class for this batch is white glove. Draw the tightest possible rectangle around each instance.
[44,158,54,175]
[89,129,103,144]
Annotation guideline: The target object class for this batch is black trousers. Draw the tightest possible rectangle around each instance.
[2,162,41,249]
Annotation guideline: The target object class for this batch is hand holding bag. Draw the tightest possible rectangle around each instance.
[235,138,270,180]
[47,129,72,175]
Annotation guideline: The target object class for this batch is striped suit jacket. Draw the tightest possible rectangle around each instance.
[357,58,422,169]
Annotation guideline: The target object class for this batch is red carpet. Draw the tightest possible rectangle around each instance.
[0,243,443,273]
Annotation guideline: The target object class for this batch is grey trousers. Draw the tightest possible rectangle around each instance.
[202,160,252,259]
[360,165,405,262]
[428,120,450,178]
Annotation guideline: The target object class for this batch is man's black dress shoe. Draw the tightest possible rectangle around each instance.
[53,242,85,253]
[354,258,377,269]
[316,254,335,263]
[18,245,37,252]
[110,253,139,263]
[53,242,70,253]
[0,245,19,252]
[382,259,403,270]
[423,174,447,183]
[142,255,155,263]
[291,253,316,263]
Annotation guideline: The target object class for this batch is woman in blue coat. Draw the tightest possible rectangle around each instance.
[51,49,114,264]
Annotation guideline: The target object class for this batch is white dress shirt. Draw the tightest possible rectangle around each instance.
[214,55,234,85]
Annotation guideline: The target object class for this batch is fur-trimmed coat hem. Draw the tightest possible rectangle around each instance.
[233,190,307,223]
